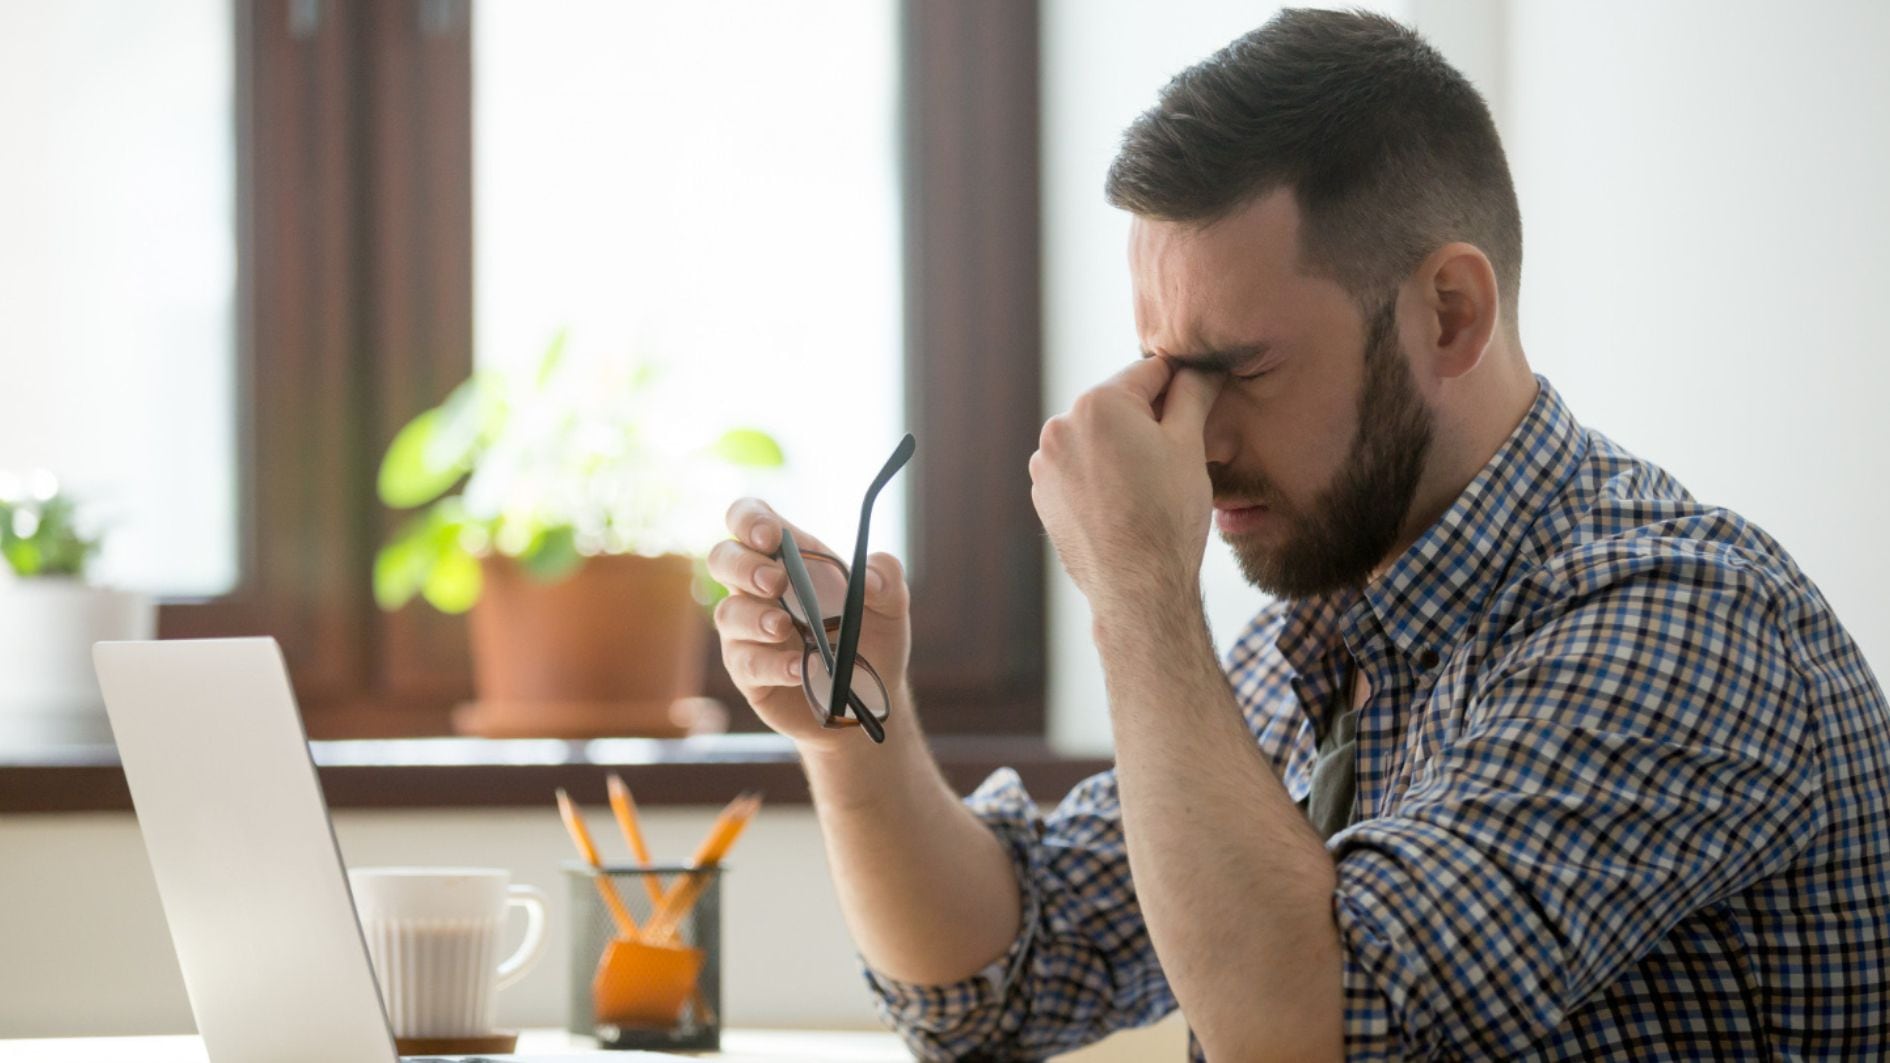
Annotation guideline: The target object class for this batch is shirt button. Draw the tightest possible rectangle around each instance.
[1418,648,1441,670]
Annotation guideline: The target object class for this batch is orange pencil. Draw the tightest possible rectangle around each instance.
[647,864,724,943]
[688,792,759,871]
[646,793,756,933]
[646,792,761,941]
[645,805,753,941]
[556,787,641,940]
[611,773,717,1025]
[606,772,666,911]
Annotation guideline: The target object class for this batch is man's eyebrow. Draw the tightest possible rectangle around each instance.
[1141,343,1270,374]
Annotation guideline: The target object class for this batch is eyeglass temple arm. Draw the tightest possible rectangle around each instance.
[777,530,835,665]
[829,434,915,744]
[779,528,885,736]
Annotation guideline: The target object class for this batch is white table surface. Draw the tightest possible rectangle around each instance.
[0,1027,912,1061]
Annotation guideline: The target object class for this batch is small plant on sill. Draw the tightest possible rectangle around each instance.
[371,330,784,614]
[0,471,102,581]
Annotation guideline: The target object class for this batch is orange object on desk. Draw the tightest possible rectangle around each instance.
[593,936,704,1027]
[559,783,760,1034]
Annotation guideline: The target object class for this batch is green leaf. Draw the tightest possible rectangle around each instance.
[518,525,584,583]
[0,493,97,578]
[377,380,499,510]
[379,410,458,508]
[42,533,89,577]
[3,537,40,577]
[372,520,431,610]
[373,501,482,612]
[421,540,484,614]
[710,428,785,468]
[534,328,570,391]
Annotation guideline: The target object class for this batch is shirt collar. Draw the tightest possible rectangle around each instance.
[1278,376,1587,673]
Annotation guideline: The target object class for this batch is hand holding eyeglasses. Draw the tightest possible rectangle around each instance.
[709,436,915,753]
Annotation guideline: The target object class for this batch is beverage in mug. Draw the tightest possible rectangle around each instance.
[347,867,547,1038]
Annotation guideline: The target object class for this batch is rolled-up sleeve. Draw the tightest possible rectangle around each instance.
[1328,555,1825,1059]
[860,765,1178,1060]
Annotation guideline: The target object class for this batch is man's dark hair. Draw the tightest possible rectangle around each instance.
[1106,8,1522,324]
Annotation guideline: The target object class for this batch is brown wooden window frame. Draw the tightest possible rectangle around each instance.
[158,0,1047,741]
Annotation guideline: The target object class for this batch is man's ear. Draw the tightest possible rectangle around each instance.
[1409,242,1500,380]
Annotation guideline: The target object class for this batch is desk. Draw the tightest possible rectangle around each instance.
[0,1028,912,1061]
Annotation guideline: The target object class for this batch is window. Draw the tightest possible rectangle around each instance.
[0,0,239,598]
[147,0,1045,739]
[473,0,907,555]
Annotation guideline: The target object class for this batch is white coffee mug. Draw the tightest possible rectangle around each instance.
[347,867,548,1038]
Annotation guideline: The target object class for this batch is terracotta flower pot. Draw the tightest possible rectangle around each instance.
[453,553,718,738]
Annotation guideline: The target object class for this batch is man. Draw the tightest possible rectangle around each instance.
[709,9,1890,1060]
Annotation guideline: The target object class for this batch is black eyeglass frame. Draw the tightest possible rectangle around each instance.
[774,546,891,739]
[772,434,915,745]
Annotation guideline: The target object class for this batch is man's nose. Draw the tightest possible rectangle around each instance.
[1201,389,1239,467]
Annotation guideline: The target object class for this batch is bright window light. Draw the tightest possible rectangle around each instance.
[474,1,906,560]
[0,1,238,597]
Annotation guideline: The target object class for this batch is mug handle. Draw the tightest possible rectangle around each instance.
[495,883,549,990]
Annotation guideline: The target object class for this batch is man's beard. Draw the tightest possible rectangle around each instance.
[1213,299,1434,599]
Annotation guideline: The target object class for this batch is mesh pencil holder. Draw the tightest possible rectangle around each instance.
[563,862,723,1052]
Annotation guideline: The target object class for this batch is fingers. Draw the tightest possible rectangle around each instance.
[713,593,797,644]
[709,550,801,689]
[1159,363,1225,435]
[709,526,805,691]
[722,639,803,689]
[724,497,835,557]
[712,496,789,601]
[863,552,908,618]
[706,538,787,598]
[1103,355,1177,406]
[724,497,785,552]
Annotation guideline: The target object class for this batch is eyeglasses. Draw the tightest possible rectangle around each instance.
[773,434,914,744]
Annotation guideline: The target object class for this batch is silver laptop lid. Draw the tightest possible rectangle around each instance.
[95,638,399,1063]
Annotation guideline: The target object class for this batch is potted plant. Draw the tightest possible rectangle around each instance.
[373,332,783,738]
[0,471,156,748]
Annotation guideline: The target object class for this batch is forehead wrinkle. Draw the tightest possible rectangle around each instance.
[1132,214,1279,366]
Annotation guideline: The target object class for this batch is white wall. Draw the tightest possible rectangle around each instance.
[1505,0,1890,676]
[1043,2,1890,755]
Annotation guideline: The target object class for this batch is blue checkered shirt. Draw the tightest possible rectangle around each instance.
[862,379,1890,1059]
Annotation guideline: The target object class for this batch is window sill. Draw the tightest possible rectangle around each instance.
[0,734,1112,813]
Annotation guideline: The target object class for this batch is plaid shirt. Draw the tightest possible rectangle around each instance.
[862,379,1890,1060]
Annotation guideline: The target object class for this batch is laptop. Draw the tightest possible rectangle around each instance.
[93,637,662,1062]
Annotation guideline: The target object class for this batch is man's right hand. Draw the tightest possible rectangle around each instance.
[708,497,914,756]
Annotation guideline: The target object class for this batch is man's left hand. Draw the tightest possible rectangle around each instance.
[1028,356,1224,615]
